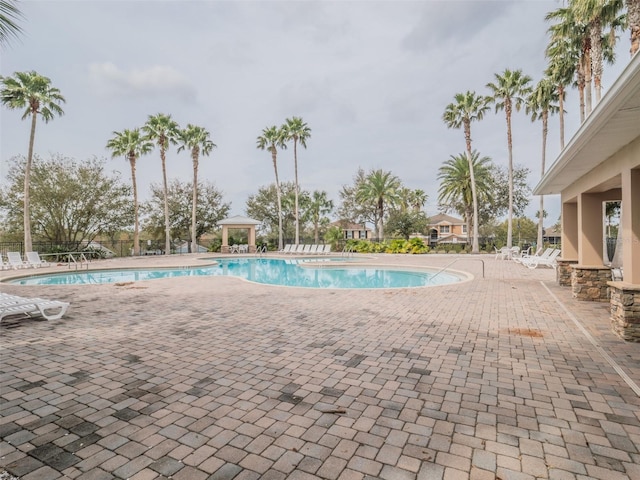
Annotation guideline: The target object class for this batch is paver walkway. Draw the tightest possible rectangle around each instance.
[1,254,639,480]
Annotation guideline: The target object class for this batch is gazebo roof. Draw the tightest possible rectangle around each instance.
[217,215,262,226]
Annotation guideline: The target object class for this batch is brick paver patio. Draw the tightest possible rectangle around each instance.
[1,253,639,479]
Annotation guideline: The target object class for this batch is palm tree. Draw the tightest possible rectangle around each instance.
[356,169,401,240]
[545,37,575,148]
[106,129,153,256]
[408,189,428,213]
[546,6,591,120]
[178,124,216,253]
[629,0,640,55]
[0,71,65,252]
[486,69,532,249]
[308,190,334,244]
[0,0,23,47]
[527,78,560,250]
[143,113,180,256]
[283,116,311,245]
[257,126,287,250]
[437,151,492,244]
[443,91,490,253]
[572,0,624,103]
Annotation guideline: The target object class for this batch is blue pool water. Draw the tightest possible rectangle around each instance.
[8,258,465,289]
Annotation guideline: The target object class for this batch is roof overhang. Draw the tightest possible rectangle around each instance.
[534,53,640,195]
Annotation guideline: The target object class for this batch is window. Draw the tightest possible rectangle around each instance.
[439,225,450,234]
[462,225,467,234]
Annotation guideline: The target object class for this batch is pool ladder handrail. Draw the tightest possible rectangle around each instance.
[341,245,355,257]
[255,245,268,257]
[429,257,484,283]
[66,252,90,271]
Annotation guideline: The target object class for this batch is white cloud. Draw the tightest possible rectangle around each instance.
[88,62,197,103]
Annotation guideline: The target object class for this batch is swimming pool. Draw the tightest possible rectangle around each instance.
[7,257,467,289]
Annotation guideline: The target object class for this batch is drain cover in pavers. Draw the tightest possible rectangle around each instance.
[149,457,184,476]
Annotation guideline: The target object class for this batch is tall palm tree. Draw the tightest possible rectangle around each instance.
[572,0,624,103]
[0,0,23,47]
[0,71,65,252]
[486,69,532,249]
[629,0,640,55]
[527,78,560,250]
[437,151,493,241]
[443,91,490,253]
[178,124,216,253]
[408,189,428,213]
[545,37,575,149]
[283,116,311,245]
[547,6,591,121]
[257,126,287,250]
[356,169,401,241]
[106,129,153,256]
[308,190,334,244]
[142,113,180,256]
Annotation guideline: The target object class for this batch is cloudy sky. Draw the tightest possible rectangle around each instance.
[0,0,632,225]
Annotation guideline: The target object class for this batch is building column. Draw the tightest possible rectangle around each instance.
[561,201,578,260]
[249,227,256,253]
[621,168,640,284]
[578,193,604,266]
[221,226,229,253]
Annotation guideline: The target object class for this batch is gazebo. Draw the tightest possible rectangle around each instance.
[217,215,262,253]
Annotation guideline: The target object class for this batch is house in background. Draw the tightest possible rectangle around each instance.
[534,52,639,341]
[542,227,562,246]
[425,213,468,247]
[330,221,372,240]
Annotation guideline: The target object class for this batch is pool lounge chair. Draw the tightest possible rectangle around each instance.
[26,251,51,268]
[7,252,29,269]
[278,244,293,254]
[0,294,70,322]
[522,248,561,269]
[513,247,551,265]
[292,245,305,254]
[321,244,332,255]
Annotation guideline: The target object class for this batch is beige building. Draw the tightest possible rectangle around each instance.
[425,213,468,247]
[534,53,640,341]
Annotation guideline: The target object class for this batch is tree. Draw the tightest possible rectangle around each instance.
[142,113,180,256]
[488,164,531,219]
[629,0,640,55]
[106,128,152,256]
[0,71,66,252]
[356,169,401,240]
[306,190,334,244]
[545,36,575,149]
[437,151,493,240]
[443,91,490,253]
[386,211,429,240]
[0,154,133,245]
[572,0,624,103]
[143,179,230,246]
[283,116,311,245]
[0,0,23,47]
[246,182,299,244]
[338,167,379,228]
[178,124,216,253]
[486,68,532,248]
[546,6,590,121]
[527,78,560,250]
[256,126,287,250]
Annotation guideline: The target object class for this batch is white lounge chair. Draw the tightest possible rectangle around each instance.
[0,294,70,322]
[26,251,51,268]
[513,247,551,265]
[6,252,29,269]
[307,245,319,255]
[278,244,293,254]
[321,244,332,255]
[301,244,312,254]
[522,249,561,269]
[292,245,305,254]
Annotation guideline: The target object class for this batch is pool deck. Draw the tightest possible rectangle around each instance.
[0,253,639,480]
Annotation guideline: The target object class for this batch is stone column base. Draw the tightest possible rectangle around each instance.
[571,265,612,302]
[557,259,578,287]
[609,282,640,342]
